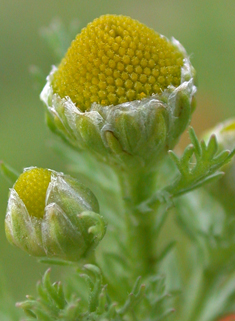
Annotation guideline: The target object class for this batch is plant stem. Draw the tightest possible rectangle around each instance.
[116,165,158,280]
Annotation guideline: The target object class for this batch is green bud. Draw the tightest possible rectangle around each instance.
[5,167,106,262]
[202,119,235,212]
[204,118,235,152]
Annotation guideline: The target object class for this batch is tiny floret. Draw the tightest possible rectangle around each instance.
[52,14,184,111]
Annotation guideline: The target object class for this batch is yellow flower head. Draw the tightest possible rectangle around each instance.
[52,14,184,111]
[14,168,51,218]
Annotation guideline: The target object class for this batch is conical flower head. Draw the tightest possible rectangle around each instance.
[41,15,196,168]
[52,14,184,111]
[5,167,106,262]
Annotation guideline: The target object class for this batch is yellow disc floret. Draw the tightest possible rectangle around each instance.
[14,168,51,219]
[52,14,184,111]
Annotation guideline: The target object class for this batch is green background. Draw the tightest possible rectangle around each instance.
[1,0,235,308]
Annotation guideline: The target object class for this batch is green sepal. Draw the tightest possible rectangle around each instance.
[105,131,135,166]
[42,203,87,262]
[5,191,45,257]
[52,98,79,144]
[167,90,192,149]
[47,174,100,224]
[105,131,126,156]
[45,105,82,150]
[114,112,143,154]
[147,107,168,155]
[75,115,108,157]
[45,109,79,151]
[42,204,106,262]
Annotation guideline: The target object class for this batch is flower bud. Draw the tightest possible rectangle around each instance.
[41,15,196,167]
[204,118,235,152]
[203,119,235,209]
[5,167,106,262]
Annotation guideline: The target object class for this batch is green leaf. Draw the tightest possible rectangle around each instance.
[42,269,66,309]
[117,276,145,316]
[144,274,176,321]
[17,265,176,321]
[166,127,235,197]
[143,127,235,210]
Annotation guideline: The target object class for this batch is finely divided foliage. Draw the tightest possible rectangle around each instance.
[167,127,235,197]
[139,127,235,211]
[17,265,172,321]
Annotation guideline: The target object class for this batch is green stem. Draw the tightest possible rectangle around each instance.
[116,165,158,279]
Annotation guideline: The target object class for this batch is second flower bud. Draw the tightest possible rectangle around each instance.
[5,167,106,262]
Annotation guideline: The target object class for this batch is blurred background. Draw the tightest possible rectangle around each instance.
[1,0,235,310]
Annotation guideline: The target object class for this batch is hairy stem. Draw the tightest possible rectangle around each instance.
[116,165,158,280]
